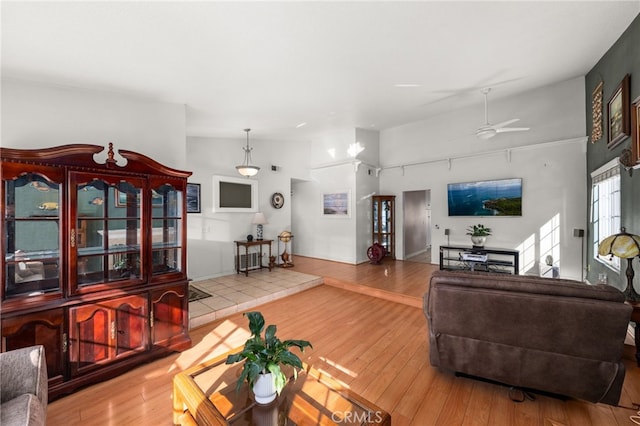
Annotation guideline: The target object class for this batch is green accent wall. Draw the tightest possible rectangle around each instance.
[585,13,640,287]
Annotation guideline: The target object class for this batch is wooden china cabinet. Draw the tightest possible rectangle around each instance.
[0,143,192,400]
[371,195,395,259]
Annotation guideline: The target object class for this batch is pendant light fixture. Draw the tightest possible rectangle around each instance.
[236,128,260,177]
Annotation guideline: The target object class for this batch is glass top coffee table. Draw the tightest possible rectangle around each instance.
[173,349,391,425]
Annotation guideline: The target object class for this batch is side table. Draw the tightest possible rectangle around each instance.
[234,239,273,276]
[627,301,640,366]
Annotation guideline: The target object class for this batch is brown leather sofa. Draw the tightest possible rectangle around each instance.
[424,270,632,405]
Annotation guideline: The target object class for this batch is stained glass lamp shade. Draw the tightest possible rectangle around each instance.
[598,227,640,300]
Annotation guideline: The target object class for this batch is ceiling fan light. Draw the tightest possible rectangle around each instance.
[476,127,496,140]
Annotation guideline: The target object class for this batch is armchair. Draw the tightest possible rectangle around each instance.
[0,345,48,426]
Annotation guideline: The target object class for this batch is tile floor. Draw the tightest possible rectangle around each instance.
[188,268,323,329]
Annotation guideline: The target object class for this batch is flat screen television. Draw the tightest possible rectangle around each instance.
[448,178,522,216]
[212,175,258,212]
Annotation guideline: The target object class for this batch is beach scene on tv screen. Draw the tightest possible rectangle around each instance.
[448,178,522,216]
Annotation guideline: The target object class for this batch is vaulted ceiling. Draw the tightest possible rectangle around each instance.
[2,1,639,141]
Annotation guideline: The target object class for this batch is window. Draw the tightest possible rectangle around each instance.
[591,159,621,270]
[540,214,560,276]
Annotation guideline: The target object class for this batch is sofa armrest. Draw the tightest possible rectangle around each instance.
[0,345,48,410]
[423,289,432,322]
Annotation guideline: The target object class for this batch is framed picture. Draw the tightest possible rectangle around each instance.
[186,183,201,213]
[322,191,350,217]
[607,74,630,149]
[591,81,603,143]
[448,178,522,217]
[633,96,640,165]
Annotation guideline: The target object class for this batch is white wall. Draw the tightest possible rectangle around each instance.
[1,78,187,168]
[292,127,380,264]
[2,77,590,280]
[354,128,380,263]
[185,135,311,279]
[292,164,357,263]
[380,77,588,280]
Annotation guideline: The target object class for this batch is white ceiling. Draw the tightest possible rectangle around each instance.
[2,1,639,141]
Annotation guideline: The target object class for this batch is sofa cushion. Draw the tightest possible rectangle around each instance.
[430,269,625,302]
[1,394,46,426]
[427,270,630,362]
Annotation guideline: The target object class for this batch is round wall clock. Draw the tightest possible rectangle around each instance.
[271,192,284,209]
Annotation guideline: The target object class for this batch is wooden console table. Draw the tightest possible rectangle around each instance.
[440,245,520,275]
[234,239,272,276]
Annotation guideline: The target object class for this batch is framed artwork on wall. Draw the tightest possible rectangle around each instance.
[322,191,350,217]
[186,183,201,213]
[447,178,522,217]
[591,81,603,143]
[633,96,640,165]
[607,74,630,149]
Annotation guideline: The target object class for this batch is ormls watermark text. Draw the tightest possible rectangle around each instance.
[331,410,386,424]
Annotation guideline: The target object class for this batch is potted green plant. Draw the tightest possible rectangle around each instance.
[226,311,312,404]
[466,224,492,247]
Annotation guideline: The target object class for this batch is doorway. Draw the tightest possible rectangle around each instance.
[403,189,431,264]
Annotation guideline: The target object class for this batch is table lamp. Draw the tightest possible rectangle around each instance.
[598,227,640,301]
[252,212,268,241]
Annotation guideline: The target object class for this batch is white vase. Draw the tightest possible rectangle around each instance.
[471,236,486,247]
[252,373,277,404]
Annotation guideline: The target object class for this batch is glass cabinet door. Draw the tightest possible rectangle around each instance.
[3,170,63,299]
[371,195,395,259]
[151,183,183,276]
[70,173,145,291]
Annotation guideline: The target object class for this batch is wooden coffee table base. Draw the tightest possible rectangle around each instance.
[173,349,391,426]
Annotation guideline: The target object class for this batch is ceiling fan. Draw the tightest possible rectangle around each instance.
[476,88,530,140]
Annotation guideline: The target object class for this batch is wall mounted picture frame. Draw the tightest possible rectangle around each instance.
[607,73,630,149]
[591,81,603,143]
[632,95,640,165]
[322,191,350,217]
[115,189,132,207]
[186,183,201,213]
[447,178,522,217]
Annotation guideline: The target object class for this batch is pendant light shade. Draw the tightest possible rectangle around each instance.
[236,128,260,177]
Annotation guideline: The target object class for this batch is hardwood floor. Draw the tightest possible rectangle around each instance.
[293,255,439,307]
[48,257,640,425]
